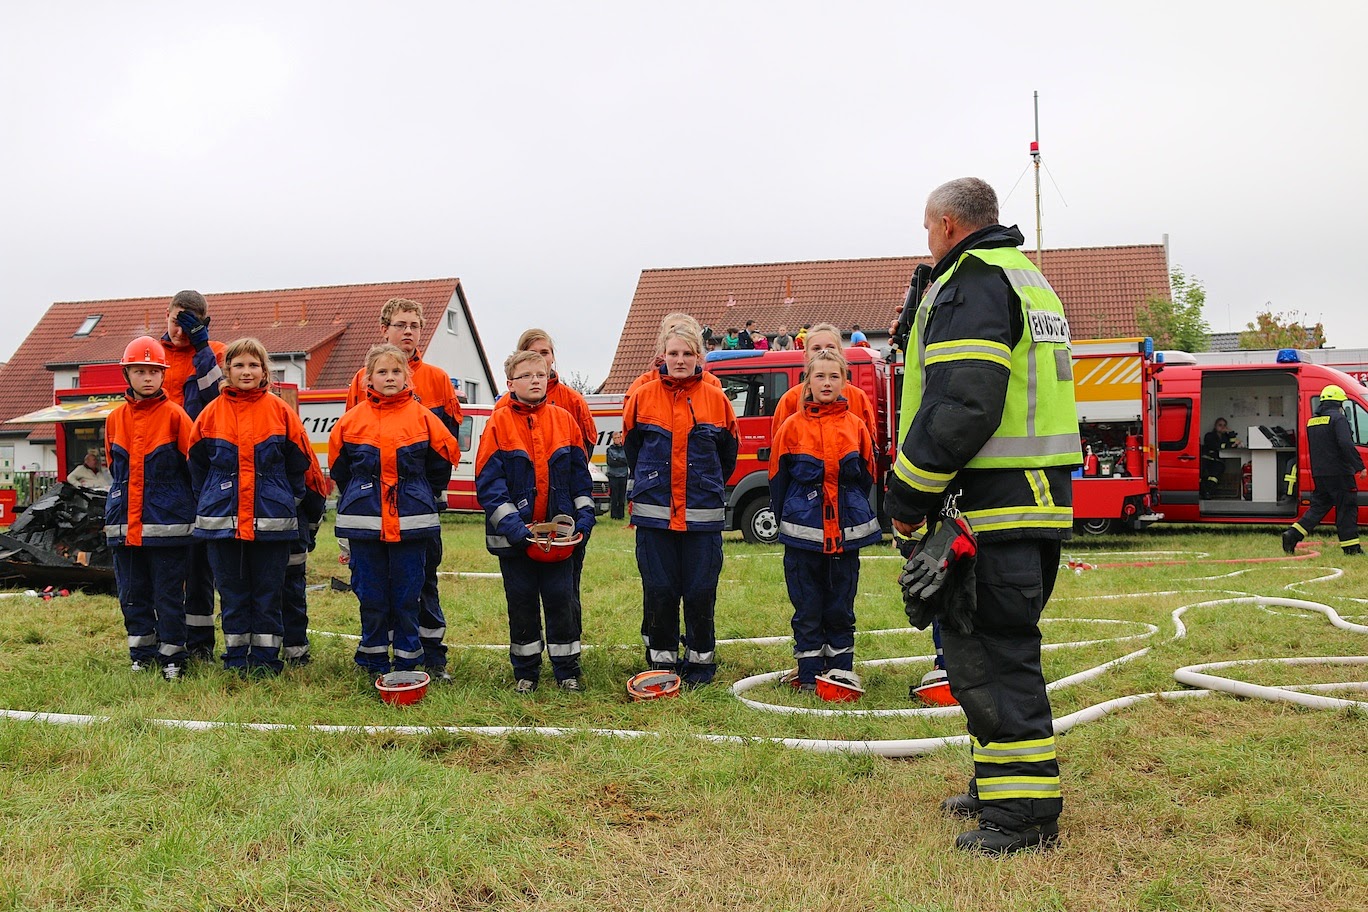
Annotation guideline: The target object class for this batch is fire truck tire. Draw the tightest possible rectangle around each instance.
[1077,518,1113,536]
[740,497,779,545]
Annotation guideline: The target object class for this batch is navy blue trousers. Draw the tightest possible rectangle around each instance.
[113,544,189,666]
[782,547,859,683]
[497,552,580,683]
[350,538,427,675]
[636,527,722,684]
[184,540,217,657]
[207,539,289,673]
[281,545,309,664]
[418,534,448,669]
[1293,479,1360,551]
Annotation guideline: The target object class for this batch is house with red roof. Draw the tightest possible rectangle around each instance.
[602,244,1172,393]
[0,278,498,475]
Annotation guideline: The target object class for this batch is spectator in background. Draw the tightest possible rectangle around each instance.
[68,448,112,490]
[772,325,793,351]
[738,320,756,350]
[794,325,809,350]
[752,327,770,350]
[722,328,741,350]
[606,430,630,520]
[849,324,869,347]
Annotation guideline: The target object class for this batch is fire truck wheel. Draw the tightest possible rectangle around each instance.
[740,496,779,545]
[1077,518,1113,536]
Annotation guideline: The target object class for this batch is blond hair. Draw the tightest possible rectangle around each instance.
[365,343,411,382]
[805,323,842,350]
[380,298,424,328]
[516,328,554,353]
[221,338,270,389]
[656,312,700,352]
[660,322,704,357]
[805,347,848,380]
[504,349,547,380]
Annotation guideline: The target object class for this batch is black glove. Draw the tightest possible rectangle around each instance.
[176,310,211,351]
[899,515,979,634]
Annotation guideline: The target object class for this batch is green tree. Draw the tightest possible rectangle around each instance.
[1237,309,1327,350]
[1136,267,1210,351]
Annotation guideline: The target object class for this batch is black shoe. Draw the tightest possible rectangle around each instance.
[1345,544,1363,556]
[513,678,537,694]
[797,681,816,694]
[426,668,452,684]
[188,649,216,664]
[556,677,582,692]
[940,792,982,819]
[955,819,1059,856]
[1281,529,1301,555]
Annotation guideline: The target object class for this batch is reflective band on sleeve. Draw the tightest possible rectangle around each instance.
[197,366,222,390]
[547,641,582,657]
[490,502,519,525]
[924,339,1012,370]
[1001,268,1056,292]
[486,534,511,549]
[893,453,953,494]
[574,496,595,512]
[510,640,544,657]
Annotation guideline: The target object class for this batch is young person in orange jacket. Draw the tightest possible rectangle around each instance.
[624,323,738,686]
[189,338,328,676]
[626,313,722,397]
[333,344,463,678]
[769,323,878,441]
[105,336,197,680]
[345,298,464,680]
[161,290,226,662]
[769,348,881,690]
[477,350,596,692]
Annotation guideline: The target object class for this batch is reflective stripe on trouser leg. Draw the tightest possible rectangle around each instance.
[351,538,427,673]
[784,548,829,682]
[636,527,683,670]
[679,531,723,684]
[419,533,448,669]
[940,538,1062,830]
[281,552,309,660]
[538,557,581,681]
[1332,486,1360,551]
[145,544,189,664]
[114,545,158,663]
[184,540,216,653]
[498,552,549,681]
[206,540,288,672]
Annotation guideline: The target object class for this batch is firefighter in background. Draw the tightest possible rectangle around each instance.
[346,298,464,681]
[1282,384,1365,556]
[886,177,1080,855]
[1200,417,1241,499]
[624,321,738,686]
[162,289,226,663]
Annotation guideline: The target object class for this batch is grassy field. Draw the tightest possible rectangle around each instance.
[1,514,1366,911]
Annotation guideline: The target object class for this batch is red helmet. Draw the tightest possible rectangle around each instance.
[121,336,169,369]
[525,514,582,563]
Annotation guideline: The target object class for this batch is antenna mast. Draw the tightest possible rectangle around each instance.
[1031,91,1043,266]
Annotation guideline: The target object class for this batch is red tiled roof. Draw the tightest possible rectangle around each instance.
[0,278,465,440]
[602,245,1171,393]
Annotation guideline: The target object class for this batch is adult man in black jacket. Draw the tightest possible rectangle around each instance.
[1283,384,1365,556]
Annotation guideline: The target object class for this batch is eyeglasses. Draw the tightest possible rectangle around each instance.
[512,372,548,382]
[387,321,422,332]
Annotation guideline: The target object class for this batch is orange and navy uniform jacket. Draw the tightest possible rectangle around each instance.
[772,381,878,444]
[769,396,881,554]
[476,396,596,557]
[160,337,226,420]
[627,360,722,397]
[495,371,597,454]
[348,350,464,499]
[104,389,196,547]
[623,366,739,533]
[329,385,463,543]
[188,384,328,542]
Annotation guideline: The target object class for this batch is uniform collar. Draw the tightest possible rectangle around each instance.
[509,394,549,414]
[366,385,416,409]
[124,388,169,409]
[223,384,269,403]
[802,395,850,418]
[930,223,1026,280]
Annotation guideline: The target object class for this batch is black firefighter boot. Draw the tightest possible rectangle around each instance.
[939,781,981,819]
[1281,528,1303,555]
[1344,544,1363,556]
[955,819,1060,855]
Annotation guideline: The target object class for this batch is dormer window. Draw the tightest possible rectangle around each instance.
[74,314,102,337]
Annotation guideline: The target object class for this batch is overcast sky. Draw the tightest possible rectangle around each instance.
[3,2,1365,388]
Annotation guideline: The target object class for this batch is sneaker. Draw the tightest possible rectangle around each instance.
[161,664,182,681]
[955,819,1059,856]
[513,678,538,694]
[1281,529,1301,555]
[939,792,981,819]
[130,660,151,674]
[556,677,582,692]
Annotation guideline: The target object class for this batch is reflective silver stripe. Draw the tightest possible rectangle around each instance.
[961,507,1073,531]
[547,641,582,657]
[128,634,157,647]
[336,515,383,532]
[196,515,237,531]
[418,626,446,640]
[510,640,544,656]
[398,513,439,530]
[283,645,310,659]
[257,517,298,533]
[250,634,282,648]
[843,518,882,541]
[684,507,724,523]
[287,551,307,567]
[779,520,823,542]
[574,496,595,512]
[923,340,1012,367]
[973,742,1056,760]
[974,433,1083,460]
[649,648,679,665]
[1002,268,1055,291]
[395,646,423,660]
[976,779,1062,797]
[158,642,186,656]
[197,365,223,390]
[794,648,823,659]
[486,534,511,549]
[356,644,389,654]
[822,644,854,656]
[490,502,519,525]
[224,633,252,647]
[104,524,127,538]
[185,614,215,627]
[685,649,715,665]
[142,523,194,537]
[632,503,671,520]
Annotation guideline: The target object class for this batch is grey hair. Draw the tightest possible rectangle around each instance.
[926,177,999,229]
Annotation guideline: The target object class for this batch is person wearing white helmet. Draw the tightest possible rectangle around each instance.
[1283,384,1366,556]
